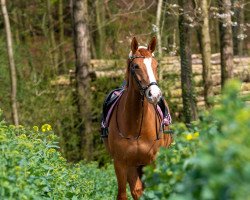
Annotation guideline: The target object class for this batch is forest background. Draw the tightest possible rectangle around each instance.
[0,0,249,163]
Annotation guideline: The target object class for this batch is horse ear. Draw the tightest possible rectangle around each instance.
[131,37,138,54]
[147,36,157,53]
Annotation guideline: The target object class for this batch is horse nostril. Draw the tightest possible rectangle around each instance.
[158,92,162,98]
[148,90,152,97]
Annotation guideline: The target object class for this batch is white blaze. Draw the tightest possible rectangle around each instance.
[143,58,162,104]
[143,58,156,83]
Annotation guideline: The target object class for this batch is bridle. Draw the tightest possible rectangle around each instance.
[129,55,158,96]
[114,54,162,140]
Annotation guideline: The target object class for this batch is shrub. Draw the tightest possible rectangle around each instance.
[0,117,117,199]
[142,80,250,200]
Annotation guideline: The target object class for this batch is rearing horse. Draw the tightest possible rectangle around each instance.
[103,37,172,200]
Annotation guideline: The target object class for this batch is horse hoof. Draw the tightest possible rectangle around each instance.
[131,188,143,200]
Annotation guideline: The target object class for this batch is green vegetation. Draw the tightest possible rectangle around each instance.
[1,77,250,199]
[1,0,250,162]
[1,0,250,198]
[0,115,117,199]
[0,35,124,162]
[143,80,250,200]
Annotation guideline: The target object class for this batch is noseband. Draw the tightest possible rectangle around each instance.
[129,55,158,96]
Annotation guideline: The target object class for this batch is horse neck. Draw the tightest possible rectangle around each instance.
[123,85,151,123]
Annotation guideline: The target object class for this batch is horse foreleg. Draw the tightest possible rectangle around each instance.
[114,160,128,200]
[127,166,144,200]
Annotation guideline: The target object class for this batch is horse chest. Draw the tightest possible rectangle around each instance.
[124,139,164,165]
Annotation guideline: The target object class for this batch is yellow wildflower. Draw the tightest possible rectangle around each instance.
[59,156,65,161]
[33,126,39,132]
[193,132,199,138]
[47,125,52,131]
[18,134,27,139]
[41,124,52,132]
[70,174,78,180]
[47,148,56,154]
[186,133,193,141]
[14,166,21,171]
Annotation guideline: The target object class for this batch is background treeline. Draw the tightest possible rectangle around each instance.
[0,0,249,162]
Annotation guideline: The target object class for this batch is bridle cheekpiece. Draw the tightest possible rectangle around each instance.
[129,55,158,96]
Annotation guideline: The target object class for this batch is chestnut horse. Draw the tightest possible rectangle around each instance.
[103,37,172,200]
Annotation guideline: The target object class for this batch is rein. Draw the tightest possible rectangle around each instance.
[114,55,162,140]
[115,96,162,140]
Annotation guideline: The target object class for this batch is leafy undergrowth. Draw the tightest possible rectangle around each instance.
[0,118,117,200]
[143,80,250,200]
[1,80,249,200]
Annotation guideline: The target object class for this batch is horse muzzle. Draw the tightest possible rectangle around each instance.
[145,85,162,105]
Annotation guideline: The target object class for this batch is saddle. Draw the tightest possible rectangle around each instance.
[100,85,172,138]
[101,87,125,138]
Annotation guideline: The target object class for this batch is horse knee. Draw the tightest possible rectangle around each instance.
[131,187,143,200]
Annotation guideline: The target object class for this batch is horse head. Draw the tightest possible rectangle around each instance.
[126,37,162,105]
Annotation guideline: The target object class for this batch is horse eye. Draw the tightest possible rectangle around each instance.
[133,64,140,69]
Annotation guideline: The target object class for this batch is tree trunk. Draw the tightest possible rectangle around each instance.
[178,0,197,123]
[232,0,244,56]
[1,0,19,126]
[237,2,244,56]
[218,0,234,87]
[95,0,105,58]
[72,0,92,160]
[58,0,66,73]
[156,0,163,81]
[210,17,220,53]
[199,0,213,107]
[47,0,58,73]
[156,0,163,57]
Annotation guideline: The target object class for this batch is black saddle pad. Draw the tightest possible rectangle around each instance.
[100,87,171,138]
[102,88,124,123]
[158,97,169,117]
[101,89,169,124]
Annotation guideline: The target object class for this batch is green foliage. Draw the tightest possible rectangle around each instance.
[0,37,11,119]
[143,80,250,200]
[91,76,123,163]
[0,36,124,162]
[0,118,117,199]
[142,122,200,199]
[160,73,182,121]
